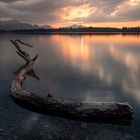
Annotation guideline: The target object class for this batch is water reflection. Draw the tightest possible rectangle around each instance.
[0,34,140,139]
[22,34,140,107]
[107,43,140,105]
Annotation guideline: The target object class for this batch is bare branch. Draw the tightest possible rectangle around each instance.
[10,39,30,62]
[32,54,39,62]
[16,51,29,63]
[15,39,33,48]
[27,69,40,80]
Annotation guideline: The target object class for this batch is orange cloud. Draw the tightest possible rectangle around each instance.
[84,21,140,28]
[62,4,96,20]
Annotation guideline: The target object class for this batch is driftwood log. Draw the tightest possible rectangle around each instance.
[10,40,133,123]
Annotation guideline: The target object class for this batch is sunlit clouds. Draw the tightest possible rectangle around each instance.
[62,4,96,20]
[0,0,140,27]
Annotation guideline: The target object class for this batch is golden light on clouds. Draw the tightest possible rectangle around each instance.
[84,21,140,28]
[62,4,96,20]
[53,0,140,28]
[127,0,140,6]
[111,0,140,17]
[0,0,140,27]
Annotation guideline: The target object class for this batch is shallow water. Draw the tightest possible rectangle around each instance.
[0,33,140,139]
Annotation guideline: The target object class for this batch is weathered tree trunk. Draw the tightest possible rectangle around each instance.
[10,40,133,123]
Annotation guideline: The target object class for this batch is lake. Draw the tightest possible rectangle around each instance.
[0,33,140,139]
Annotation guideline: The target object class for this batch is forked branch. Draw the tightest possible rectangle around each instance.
[10,40,38,65]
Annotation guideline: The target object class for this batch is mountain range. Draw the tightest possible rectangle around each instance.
[0,20,52,30]
[65,24,86,28]
[0,20,86,30]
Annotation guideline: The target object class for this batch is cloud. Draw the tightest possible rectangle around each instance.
[67,0,140,23]
[0,0,140,26]
[0,0,88,24]
[0,0,25,2]
[110,0,140,21]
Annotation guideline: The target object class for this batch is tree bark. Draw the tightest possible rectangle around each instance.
[10,40,133,123]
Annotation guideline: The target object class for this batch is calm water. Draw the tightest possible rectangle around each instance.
[0,33,140,139]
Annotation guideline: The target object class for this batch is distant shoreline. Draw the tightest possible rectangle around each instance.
[0,27,140,34]
[0,31,140,35]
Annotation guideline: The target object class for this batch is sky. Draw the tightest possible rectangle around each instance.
[0,0,140,28]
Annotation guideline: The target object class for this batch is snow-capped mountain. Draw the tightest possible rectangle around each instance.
[65,24,86,28]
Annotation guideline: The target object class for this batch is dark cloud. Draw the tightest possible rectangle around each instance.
[89,0,126,13]
[0,0,25,2]
[0,0,88,24]
[116,4,140,21]
[0,0,140,26]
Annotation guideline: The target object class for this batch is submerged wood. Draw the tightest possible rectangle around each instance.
[10,40,133,123]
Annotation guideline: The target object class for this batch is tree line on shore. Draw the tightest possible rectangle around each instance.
[0,26,140,33]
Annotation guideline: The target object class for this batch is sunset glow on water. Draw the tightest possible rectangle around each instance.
[0,0,140,139]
